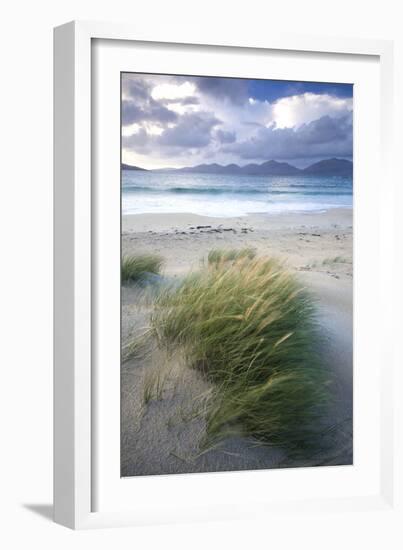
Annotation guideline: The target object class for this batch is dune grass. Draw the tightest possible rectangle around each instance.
[207,247,256,266]
[121,254,163,283]
[142,367,168,404]
[151,253,329,456]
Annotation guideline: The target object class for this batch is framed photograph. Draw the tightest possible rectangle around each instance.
[54,21,396,529]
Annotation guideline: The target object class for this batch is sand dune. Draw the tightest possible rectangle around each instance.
[121,208,353,476]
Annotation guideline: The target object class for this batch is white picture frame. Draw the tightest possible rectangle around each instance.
[54,20,397,530]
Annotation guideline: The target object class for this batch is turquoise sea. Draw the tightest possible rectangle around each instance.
[122,170,353,218]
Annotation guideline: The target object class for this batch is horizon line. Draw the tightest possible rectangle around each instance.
[121,157,353,171]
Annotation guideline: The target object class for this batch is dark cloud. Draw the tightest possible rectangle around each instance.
[122,128,150,149]
[158,112,221,148]
[121,77,178,126]
[215,129,236,144]
[123,112,221,153]
[189,76,249,105]
[122,99,178,125]
[224,113,352,161]
[122,76,151,100]
[121,74,352,165]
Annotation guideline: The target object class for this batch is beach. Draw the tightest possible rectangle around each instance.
[121,208,353,476]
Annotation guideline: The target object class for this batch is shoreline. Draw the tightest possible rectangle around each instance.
[123,207,352,231]
[122,208,352,278]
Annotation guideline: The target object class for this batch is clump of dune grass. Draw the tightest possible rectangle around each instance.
[142,367,168,404]
[121,254,163,283]
[207,247,256,266]
[152,253,329,456]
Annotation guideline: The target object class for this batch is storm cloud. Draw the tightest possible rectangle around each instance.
[121,78,178,125]
[189,76,249,105]
[158,112,221,148]
[123,111,221,155]
[121,73,353,169]
[215,129,237,144]
[122,99,178,125]
[223,113,353,161]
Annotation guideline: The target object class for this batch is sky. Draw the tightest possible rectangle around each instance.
[121,73,353,169]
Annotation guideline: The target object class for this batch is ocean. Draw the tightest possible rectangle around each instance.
[122,170,353,218]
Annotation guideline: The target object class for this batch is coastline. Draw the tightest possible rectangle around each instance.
[123,207,352,231]
[122,208,352,277]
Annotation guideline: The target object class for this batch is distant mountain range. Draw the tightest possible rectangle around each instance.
[301,158,353,176]
[121,163,147,171]
[174,160,302,176]
[121,158,353,177]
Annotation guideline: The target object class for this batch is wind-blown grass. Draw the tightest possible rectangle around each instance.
[122,254,163,283]
[151,254,329,456]
[207,247,256,266]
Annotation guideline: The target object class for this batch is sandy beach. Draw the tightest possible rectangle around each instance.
[121,208,353,476]
[122,208,352,276]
